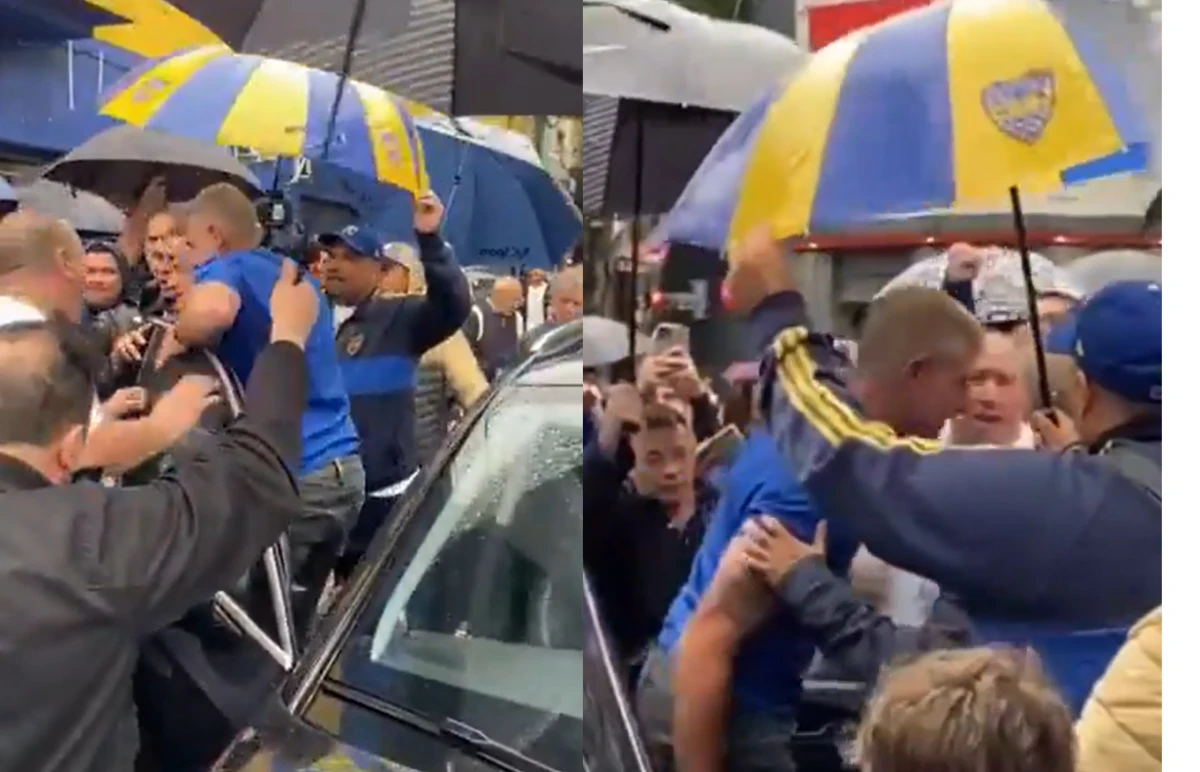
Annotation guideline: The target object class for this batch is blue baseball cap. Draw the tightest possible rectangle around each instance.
[1045,280,1161,405]
[317,224,385,260]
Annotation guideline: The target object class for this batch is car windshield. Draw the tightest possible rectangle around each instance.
[312,374,583,771]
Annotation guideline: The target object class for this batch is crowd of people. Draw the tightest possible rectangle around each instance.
[0,172,583,770]
[584,237,1161,772]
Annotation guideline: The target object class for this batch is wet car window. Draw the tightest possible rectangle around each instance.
[311,382,583,771]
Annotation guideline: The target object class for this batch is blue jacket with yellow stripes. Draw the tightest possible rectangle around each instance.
[336,233,471,491]
[749,291,1161,714]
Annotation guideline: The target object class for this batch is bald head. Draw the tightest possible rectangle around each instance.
[0,210,83,262]
[491,276,523,314]
[548,265,584,323]
[0,213,85,320]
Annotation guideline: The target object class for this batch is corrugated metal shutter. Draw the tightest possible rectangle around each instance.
[582,94,619,217]
[243,0,455,113]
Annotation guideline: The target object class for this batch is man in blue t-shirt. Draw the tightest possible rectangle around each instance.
[635,430,858,771]
[170,183,365,634]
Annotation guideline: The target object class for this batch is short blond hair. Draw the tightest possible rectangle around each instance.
[858,647,1075,772]
[189,183,261,247]
[859,287,983,377]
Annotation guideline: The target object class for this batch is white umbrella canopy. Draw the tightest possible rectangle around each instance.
[1065,250,1161,296]
[876,246,1083,323]
[583,0,803,112]
[583,315,652,367]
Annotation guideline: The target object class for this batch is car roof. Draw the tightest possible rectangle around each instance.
[516,357,582,386]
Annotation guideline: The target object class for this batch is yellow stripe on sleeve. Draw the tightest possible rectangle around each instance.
[771,327,943,455]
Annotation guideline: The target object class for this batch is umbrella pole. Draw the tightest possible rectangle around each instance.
[629,104,644,361]
[321,0,369,160]
[1009,185,1053,410]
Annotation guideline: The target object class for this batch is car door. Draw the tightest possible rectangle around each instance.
[583,573,653,772]
[132,323,300,771]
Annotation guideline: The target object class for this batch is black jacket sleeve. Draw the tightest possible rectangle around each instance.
[407,233,472,356]
[941,277,976,315]
[582,437,635,575]
[690,394,721,443]
[87,341,308,634]
[779,557,974,686]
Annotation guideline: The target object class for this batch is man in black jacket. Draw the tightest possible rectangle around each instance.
[584,382,718,688]
[0,259,318,772]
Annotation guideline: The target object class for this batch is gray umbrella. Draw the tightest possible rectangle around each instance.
[583,0,802,112]
[41,126,262,208]
[583,315,651,368]
[13,180,125,237]
[1065,250,1161,296]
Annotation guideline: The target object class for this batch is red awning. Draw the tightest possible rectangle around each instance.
[804,0,933,51]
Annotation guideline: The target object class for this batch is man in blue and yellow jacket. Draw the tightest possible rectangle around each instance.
[727,226,1161,714]
[319,194,471,571]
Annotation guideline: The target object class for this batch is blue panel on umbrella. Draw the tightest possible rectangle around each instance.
[811,2,955,227]
[304,69,376,182]
[146,55,261,144]
[418,126,580,271]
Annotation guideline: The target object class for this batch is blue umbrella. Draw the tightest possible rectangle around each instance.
[417,120,581,272]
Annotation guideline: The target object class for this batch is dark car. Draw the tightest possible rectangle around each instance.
[208,327,650,772]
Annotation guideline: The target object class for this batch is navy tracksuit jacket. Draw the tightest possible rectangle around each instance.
[335,233,471,493]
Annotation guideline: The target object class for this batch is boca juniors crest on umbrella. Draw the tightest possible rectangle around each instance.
[661,0,1149,251]
[982,69,1056,144]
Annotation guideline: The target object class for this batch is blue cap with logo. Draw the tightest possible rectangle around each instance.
[1045,280,1161,405]
[317,224,385,260]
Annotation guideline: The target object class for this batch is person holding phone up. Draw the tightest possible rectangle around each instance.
[637,337,721,442]
[584,380,719,691]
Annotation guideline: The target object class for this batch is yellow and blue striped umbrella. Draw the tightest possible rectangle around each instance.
[661,0,1148,251]
[99,44,428,194]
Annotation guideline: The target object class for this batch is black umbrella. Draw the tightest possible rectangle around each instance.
[220,0,579,116]
[1143,190,1161,233]
[583,95,735,217]
[583,0,802,353]
[41,126,262,206]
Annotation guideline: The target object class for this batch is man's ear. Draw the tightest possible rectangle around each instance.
[903,355,931,381]
[57,424,88,478]
[1078,373,1097,416]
